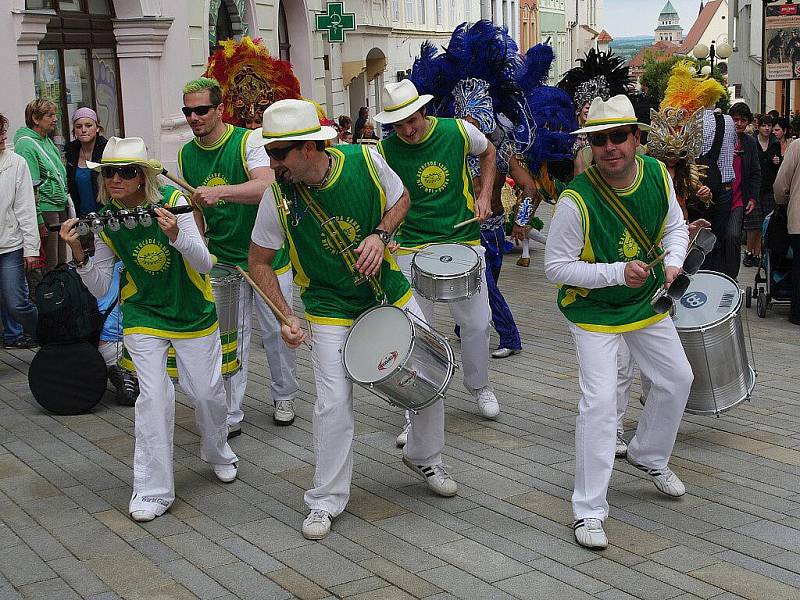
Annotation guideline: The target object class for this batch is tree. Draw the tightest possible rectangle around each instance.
[640,51,730,111]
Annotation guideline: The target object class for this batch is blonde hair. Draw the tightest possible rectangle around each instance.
[25,98,58,128]
[96,166,163,206]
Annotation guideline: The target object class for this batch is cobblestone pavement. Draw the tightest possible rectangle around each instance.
[1,240,799,599]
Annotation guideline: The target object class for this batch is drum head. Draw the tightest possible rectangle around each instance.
[413,243,479,277]
[343,306,413,383]
[673,270,742,330]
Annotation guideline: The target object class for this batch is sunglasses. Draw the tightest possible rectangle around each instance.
[588,128,635,147]
[181,104,216,117]
[101,165,140,180]
[265,141,304,161]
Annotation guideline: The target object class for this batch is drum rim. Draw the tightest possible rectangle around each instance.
[210,262,243,283]
[673,270,743,332]
[411,242,480,278]
[684,365,756,415]
[342,305,415,384]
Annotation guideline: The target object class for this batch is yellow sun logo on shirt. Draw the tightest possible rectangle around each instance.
[321,216,361,255]
[202,173,228,206]
[416,161,449,194]
[618,230,640,261]
[133,239,171,274]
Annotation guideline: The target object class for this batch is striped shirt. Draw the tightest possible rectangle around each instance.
[701,109,736,184]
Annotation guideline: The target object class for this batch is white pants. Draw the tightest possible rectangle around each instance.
[568,317,692,521]
[224,270,297,426]
[396,249,491,392]
[125,331,238,516]
[98,340,121,367]
[304,297,445,516]
[616,340,653,434]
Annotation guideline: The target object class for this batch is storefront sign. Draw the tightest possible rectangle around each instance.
[765,2,800,80]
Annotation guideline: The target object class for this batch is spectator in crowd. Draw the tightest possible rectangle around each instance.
[353,106,369,140]
[357,122,379,144]
[774,117,791,163]
[0,112,40,349]
[727,103,760,280]
[66,108,108,217]
[338,114,352,133]
[747,114,781,266]
[772,137,800,326]
[13,99,71,270]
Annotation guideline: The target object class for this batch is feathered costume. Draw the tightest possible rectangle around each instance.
[204,36,302,127]
[648,61,726,208]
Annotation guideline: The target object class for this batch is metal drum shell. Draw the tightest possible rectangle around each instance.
[411,244,482,303]
[209,264,243,378]
[674,271,756,415]
[342,306,456,412]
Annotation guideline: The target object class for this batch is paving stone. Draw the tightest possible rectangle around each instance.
[345,486,409,522]
[85,550,177,598]
[632,560,724,598]
[327,575,390,597]
[161,530,238,569]
[206,561,291,599]
[266,567,328,600]
[275,542,371,588]
[232,517,310,553]
[646,544,724,573]
[47,556,110,598]
[219,537,285,574]
[345,586,417,600]
[358,531,448,573]
[575,557,684,600]
[689,561,800,600]
[416,565,518,600]
[734,520,800,553]
[130,536,182,565]
[426,538,531,583]
[160,558,229,599]
[495,569,597,599]
[528,557,610,594]
[13,524,71,562]
[374,512,464,549]
[15,577,82,600]
[50,519,130,560]
[716,550,800,588]
[358,557,442,598]
[93,509,151,542]
[0,543,56,587]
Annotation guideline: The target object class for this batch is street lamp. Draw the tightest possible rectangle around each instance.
[693,40,733,76]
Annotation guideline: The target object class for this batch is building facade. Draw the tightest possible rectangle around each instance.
[519,0,538,51]
[4,0,479,171]
[565,0,601,79]
[539,0,566,83]
[655,1,682,43]
[487,0,519,44]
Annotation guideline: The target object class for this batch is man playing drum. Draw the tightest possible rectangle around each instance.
[544,95,693,549]
[179,77,298,435]
[248,99,457,541]
[374,80,501,420]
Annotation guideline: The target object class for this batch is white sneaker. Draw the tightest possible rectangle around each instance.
[491,347,521,359]
[130,510,156,522]
[475,387,500,419]
[402,456,458,497]
[615,431,628,458]
[302,509,332,540]
[396,420,410,448]
[213,462,238,483]
[573,518,608,549]
[273,400,295,426]
[627,456,686,497]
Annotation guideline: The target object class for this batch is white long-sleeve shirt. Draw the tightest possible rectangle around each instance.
[77,195,212,299]
[0,150,40,257]
[544,163,688,289]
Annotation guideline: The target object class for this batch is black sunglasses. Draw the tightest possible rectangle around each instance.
[181,104,216,117]
[101,165,140,180]
[265,141,304,161]
[588,127,635,147]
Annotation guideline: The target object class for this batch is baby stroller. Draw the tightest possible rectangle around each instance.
[746,208,793,318]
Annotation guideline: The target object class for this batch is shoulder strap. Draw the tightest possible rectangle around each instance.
[583,164,662,259]
[709,113,725,162]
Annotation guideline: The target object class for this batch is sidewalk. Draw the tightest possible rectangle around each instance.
[0,248,798,599]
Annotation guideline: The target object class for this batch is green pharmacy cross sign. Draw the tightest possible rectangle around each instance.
[316,2,356,43]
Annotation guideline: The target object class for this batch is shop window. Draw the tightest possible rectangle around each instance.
[33,0,122,150]
[209,0,248,55]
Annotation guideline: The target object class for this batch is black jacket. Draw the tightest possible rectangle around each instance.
[737,133,761,204]
[65,135,108,216]
[753,133,781,195]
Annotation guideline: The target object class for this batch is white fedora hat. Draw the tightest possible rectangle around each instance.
[374,80,434,124]
[572,94,650,135]
[86,136,163,174]
[247,99,338,148]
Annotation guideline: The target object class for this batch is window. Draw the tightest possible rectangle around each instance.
[419,0,426,24]
[450,0,456,23]
[34,0,122,149]
[406,0,414,22]
[392,0,400,21]
[278,3,290,61]
[465,0,471,22]
[436,0,443,24]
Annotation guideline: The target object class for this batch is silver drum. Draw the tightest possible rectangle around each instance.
[411,243,481,302]
[342,305,455,412]
[672,271,756,415]
[210,264,243,378]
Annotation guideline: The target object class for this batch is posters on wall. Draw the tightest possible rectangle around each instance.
[765,2,800,80]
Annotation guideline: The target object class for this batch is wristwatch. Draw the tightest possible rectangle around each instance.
[372,228,391,245]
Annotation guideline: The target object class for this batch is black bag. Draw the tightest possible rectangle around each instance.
[34,263,104,346]
[28,341,108,415]
[691,112,726,221]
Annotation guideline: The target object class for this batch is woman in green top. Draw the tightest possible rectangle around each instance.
[14,99,70,270]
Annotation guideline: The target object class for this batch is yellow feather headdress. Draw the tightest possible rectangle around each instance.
[660,61,725,114]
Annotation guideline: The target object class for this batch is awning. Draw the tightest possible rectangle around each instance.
[342,60,366,87]
[366,54,387,81]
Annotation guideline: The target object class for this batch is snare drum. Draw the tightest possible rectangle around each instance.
[118,264,243,380]
[411,243,481,302]
[342,305,456,412]
[672,271,756,415]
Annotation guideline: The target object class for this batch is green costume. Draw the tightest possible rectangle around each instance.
[178,124,289,273]
[557,155,671,333]
[273,145,411,325]
[98,186,218,338]
[377,117,479,249]
[13,126,68,217]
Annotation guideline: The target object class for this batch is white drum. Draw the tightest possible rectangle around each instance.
[672,271,756,415]
[342,306,455,412]
[411,243,481,302]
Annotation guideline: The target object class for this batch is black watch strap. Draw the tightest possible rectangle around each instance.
[372,228,391,244]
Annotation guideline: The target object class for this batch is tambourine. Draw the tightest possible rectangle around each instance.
[48,204,194,234]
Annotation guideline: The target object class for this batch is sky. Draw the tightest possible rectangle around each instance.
[601,0,706,39]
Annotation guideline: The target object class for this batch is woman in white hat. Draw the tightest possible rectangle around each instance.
[544,95,693,550]
[60,136,238,523]
[247,99,456,541]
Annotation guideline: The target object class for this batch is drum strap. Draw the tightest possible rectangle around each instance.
[585,166,663,260]
[293,185,387,303]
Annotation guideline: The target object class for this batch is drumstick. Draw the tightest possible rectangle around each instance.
[160,168,197,196]
[645,251,670,270]
[453,216,479,229]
